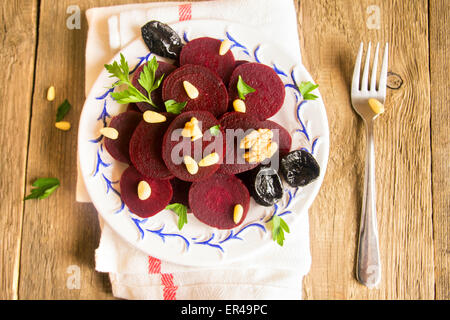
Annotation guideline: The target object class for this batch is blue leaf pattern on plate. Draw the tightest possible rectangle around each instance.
[87,30,321,253]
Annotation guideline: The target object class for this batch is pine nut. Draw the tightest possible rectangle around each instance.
[191,133,203,141]
[183,81,199,99]
[137,180,152,200]
[257,128,273,141]
[233,99,246,113]
[368,98,385,115]
[241,129,278,163]
[143,110,166,123]
[239,130,259,149]
[233,204,244,224]
[100,127,119,140]
[243,150,263,163]
[191,125,203,141]
[181,117,203,141]
[55,121,70,131]
[47,86,56,101]
[184,155,199,175]
[267,141,278,158]
[198,152,219,167]
[219,39,233,55]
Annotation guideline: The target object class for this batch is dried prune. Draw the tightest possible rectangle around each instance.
[240,165,283,207]
[141,21,183,60]
[280,150,320,187]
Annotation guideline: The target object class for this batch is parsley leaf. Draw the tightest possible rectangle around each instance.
[236,75,256,100]
[297,81,319,100]
[166,203,188,230]
[138,58,165,96]
[104,54,129,85]
[24,178,60,200]
[55,99,71,122]
[209,124,221,136]
[164,99,187,115]
[105,54,163,108]
[268,215,290,246]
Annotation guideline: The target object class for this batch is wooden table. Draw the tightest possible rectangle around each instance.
[0,0,448,300]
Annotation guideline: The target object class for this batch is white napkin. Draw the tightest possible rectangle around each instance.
[78,0,311,300]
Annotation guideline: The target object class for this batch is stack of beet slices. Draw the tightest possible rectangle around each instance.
[102,36,291,229]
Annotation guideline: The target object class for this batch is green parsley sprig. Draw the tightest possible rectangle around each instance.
[166,203,188,230]
[55,99,71,122]
[24,178,60,200]
[104,54,163,108]
[164,99,187,115]
[268,215,290,246]
[236,75,256,100]
[297,81,319,100]
[208,124,221,136]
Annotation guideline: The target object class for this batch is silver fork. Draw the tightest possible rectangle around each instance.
[351,42,388,288]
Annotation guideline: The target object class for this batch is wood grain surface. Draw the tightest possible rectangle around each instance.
[0,0,38,299]
[0,0,447,300]
[429,0,449,300]
[300,0,435,299]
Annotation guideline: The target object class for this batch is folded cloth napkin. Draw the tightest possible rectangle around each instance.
[78,0,311,300]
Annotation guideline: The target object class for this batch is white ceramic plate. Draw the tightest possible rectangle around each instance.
[78,20,329,267]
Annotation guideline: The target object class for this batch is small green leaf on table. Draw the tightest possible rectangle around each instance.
[24,178,60,200]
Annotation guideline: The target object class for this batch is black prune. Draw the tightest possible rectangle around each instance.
[280,150,320,187]
[141,21,183,60]
[239,165,283,207]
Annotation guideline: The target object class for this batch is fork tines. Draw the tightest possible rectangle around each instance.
[352,42,389,97]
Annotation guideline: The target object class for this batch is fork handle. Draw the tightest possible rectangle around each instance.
[356,120,381,288]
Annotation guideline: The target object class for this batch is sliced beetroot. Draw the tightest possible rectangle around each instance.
[217,112,261,175]
[127,103,141,112]
[259,119,292,157]
[120,166,172,218]
[189,173,250,229]
[131,61,177,112]
[129,112,176,180]
[162,111,224,182]
[228,62,285,120]
[162,64,228,118]
[179,37,235,85]
[169,178,192,210]
[104,111,142,164]
[234,60,249,68]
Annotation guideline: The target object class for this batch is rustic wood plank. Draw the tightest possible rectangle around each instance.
[17,0,155,299]
[16,0,441,299]
[300,0,434,299]
[0,0,38,300]
[429,0,450,300]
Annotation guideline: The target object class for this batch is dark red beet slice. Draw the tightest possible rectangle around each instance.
[162,64,228,118]
[169,178,192,210]
[162,111,224,182]
[228,62,285,120]
[120,166,172,218]
[131,61,176,112]
[127,103,142,112]
[234,60,249,68]
[259,119,292,157]
[189,173,250,229]
[104,111,142,164]
[129,112,176,180]
[179,37,235,84]
[217,112,261,175]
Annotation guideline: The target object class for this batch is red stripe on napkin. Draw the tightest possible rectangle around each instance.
[162,273,178,300]
[148,256,178,300]
[148,256,161,274]
[178,3,192,21]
